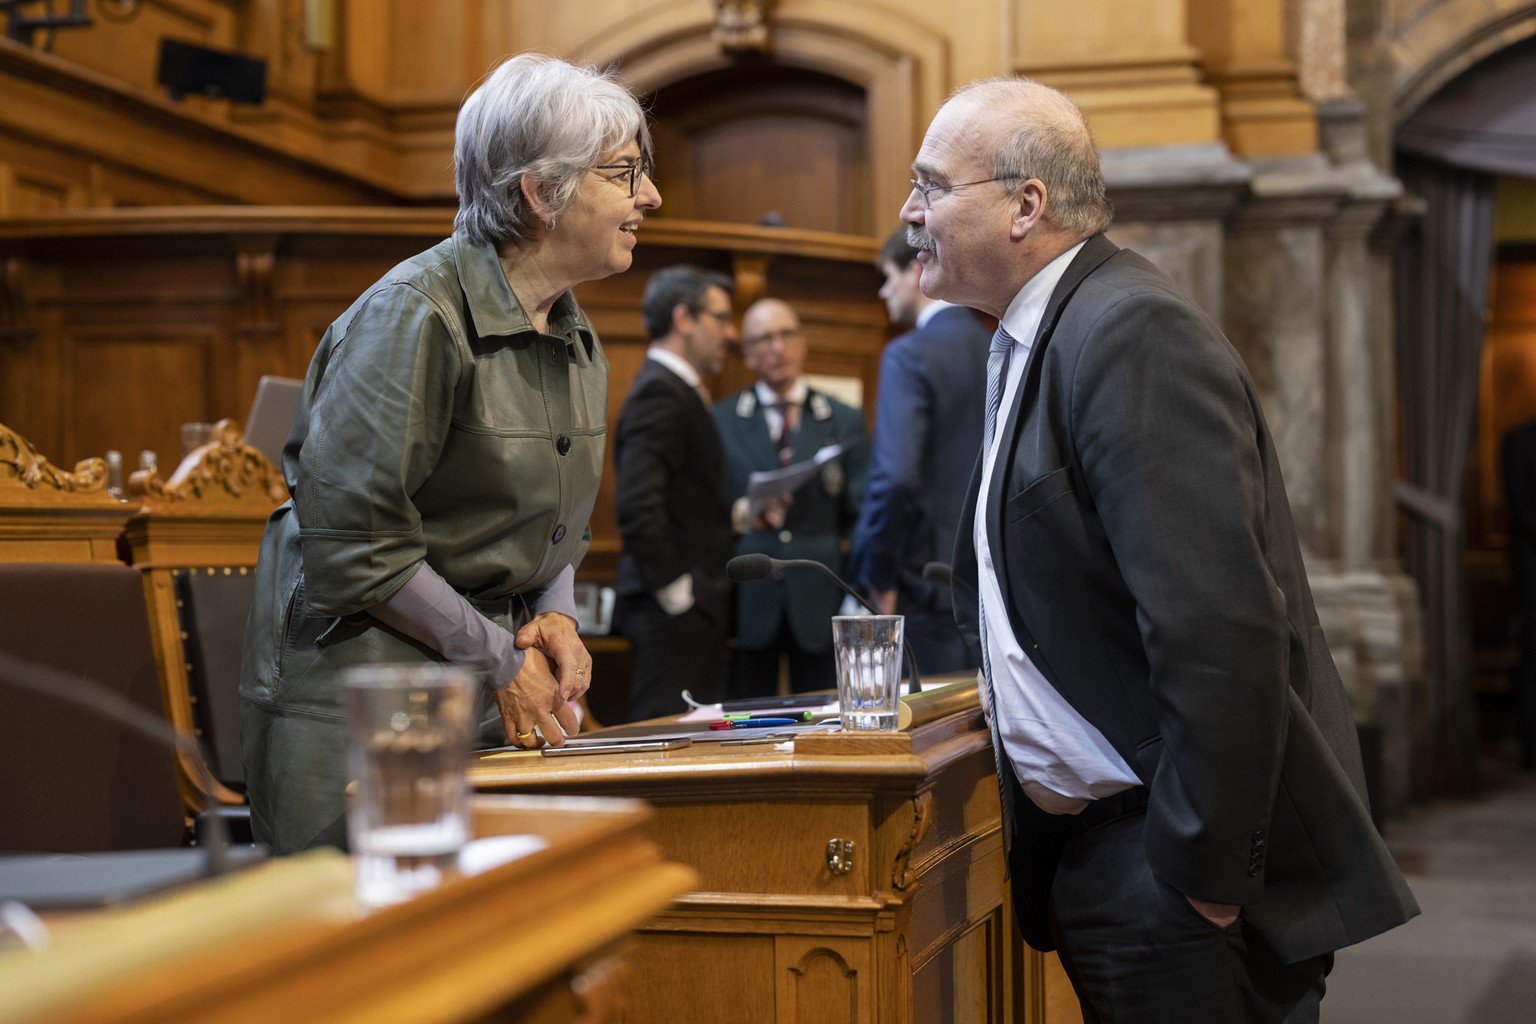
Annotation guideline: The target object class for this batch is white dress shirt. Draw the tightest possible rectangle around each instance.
[755,378,808,442]
[976,241,1142,814]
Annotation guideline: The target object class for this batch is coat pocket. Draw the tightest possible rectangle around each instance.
[1006,466,1075,522]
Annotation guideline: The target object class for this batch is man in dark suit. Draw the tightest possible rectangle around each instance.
[714,298,868,696]
[613,266,739,721]
[908,79,1418,1021]
[848,227,989,674]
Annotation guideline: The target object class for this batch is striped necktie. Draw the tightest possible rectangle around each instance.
[984,325,1014,451]
[980,324,1018,866]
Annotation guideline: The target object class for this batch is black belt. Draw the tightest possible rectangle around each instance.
[1066,785,1150,834]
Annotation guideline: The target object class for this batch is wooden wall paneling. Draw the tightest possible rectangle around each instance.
[52,239,236,466]
[1,259,65,460]
[0,45,399,210]
[0,130,229,212]
[68,324,220,470]
[45,0,243,96]
[0,210,883,587]
[1,163,84,213]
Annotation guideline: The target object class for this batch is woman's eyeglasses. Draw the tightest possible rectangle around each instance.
[591,157,655,197]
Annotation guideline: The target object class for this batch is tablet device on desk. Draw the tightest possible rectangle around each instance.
[0,847,269,909]
[719,692,833,713]
[243,375,303,467]
[540,737,691,756]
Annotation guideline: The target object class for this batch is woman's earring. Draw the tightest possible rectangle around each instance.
[545,218,557,232]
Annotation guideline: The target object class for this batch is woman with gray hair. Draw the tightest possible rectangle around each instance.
[240,52,661,854]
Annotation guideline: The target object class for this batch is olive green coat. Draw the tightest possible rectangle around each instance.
[239,232,606,853]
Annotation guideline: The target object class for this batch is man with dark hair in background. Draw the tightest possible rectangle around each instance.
[848,227,990,675]
[613,265,739,720]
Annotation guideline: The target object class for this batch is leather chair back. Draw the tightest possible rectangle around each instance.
[0,562,187,852]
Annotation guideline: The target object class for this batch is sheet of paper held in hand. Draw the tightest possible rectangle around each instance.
[746,441,852,503]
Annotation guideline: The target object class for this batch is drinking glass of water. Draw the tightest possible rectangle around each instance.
[342,663,476,911]
[832,615,905,731]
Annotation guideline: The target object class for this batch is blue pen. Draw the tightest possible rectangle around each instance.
[709,717,801,730]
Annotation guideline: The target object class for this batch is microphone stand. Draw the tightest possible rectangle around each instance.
[728,555,923,694]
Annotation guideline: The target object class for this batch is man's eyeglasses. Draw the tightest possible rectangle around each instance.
[909,176,1014,210]
[591,157,655,197]
[742,326,802,350]
[694,308,735,326]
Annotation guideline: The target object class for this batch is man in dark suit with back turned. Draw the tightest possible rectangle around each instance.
[848,227,990,674]
[907,78,1418,1022]
[613,266,739,721]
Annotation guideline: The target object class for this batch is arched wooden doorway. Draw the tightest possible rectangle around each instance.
[648,64,870,234]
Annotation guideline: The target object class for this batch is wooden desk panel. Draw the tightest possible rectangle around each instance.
[4,796,694,1024]
[469,682,1077,1024]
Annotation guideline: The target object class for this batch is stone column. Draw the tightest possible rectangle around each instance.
[1185,0,1319,156]
[1014,0,1222,150]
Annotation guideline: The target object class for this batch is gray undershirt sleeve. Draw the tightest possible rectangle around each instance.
[523,564,578,622]
[368,561,525,691]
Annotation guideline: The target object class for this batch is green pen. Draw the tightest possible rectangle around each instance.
[721,710,813,722]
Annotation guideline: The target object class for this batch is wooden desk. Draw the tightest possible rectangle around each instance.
[469,682,1079,1024]
[1,796,695,1024]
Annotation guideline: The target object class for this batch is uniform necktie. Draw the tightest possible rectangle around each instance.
[979,324,1018,866]
[772,400,798,468]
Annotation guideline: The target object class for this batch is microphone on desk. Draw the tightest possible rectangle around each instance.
[0,649,246,879]
[726,553,922,694]
[922,562,952,588]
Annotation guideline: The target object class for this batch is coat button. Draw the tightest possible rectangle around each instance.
[552,525,566,543]
[778,530,792,543]
[556,435,571,456]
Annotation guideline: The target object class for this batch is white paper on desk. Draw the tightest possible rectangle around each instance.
[746,441,853,503]
[676,700,839,723]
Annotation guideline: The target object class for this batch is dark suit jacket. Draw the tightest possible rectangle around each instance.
[952,234,1418,963]
[848,305,990,615]
[713,387,867,652]
[613,359,734,625]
